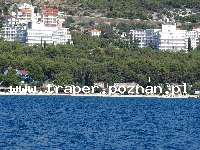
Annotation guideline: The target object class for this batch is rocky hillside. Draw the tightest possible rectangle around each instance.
[5,0,200,29]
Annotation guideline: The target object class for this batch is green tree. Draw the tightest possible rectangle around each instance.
[34,7,39,14]
[2,69,21,87]
[54,71,73,86]
[83,11,90,16]
[149,39,154,49]
[192,81,200,90]
[188,37,191,51]
[12,4,18,12]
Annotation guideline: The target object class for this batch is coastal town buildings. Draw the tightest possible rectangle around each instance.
[128,24,199,51]
[26,21,72,46]
[0,3,73,46]
[0,2,199,50]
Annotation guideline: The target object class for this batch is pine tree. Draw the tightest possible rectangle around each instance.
[188,37,191,51]
[41,38,42,46]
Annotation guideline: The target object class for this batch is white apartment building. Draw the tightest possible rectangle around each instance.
[16,3,34,24]
[41,8,58,26]
[88,29,101,37]
[129,24,199,51]
[0,26,27,43]
[192,26,200,37]
[129,30,146,48]
[155,24,198,51]
[185,31,199,50]
[2,17,19,27]
[129,29,160,48]
[26,21,72,46]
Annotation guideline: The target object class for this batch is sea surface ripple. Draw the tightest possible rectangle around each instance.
[0,96,200,149]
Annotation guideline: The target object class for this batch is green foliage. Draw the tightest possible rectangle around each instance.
[65,17,75,24]
[1,69,20,87]
[34,7,39,14]
[3,5,9,15]
[83,11,90,16]
[178,14,200,23]
[12,4,18,12]
[68,10,76,16]
[83,0,200,20]
[54,71,73,86]
[192,81,200,90]
[0,33,200,87]
[188,37,191,51]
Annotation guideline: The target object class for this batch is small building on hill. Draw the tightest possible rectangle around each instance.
[88,29,101,37]
[4,67,31,83]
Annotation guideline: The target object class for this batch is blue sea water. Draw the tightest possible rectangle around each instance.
[0,96,200,149]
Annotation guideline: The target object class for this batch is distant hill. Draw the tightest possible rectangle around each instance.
[7,0,200,22]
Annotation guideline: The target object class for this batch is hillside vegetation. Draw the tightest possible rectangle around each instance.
[9,0,200,22]
[1,34,200,93]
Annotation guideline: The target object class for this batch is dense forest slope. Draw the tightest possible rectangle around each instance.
[1,34,200,92]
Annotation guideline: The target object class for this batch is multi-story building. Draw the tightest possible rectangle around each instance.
[26,21,72,46]
[0,21,72,46]
[0,26,27,43]
[185,31,199,50]
[2,17,19,27]
[129,29,160,48]
[0,6,72,46]
[128,24,199,51]
[155,24,198,51]
[41,8,58,26]
[129,30,146,48]
[16,3,34,24]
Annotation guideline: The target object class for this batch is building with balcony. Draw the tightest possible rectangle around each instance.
[41,7,58,26]
[16,3,34,24]
[129,29,160,48]
[2,17,19,27]
[0,26,27,43]
[128,24,199,51]
[26,21,72,46]
[155,24,198,51]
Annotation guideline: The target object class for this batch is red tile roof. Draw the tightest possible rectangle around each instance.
[41,8,58,16]
[89,29,101,32]
[21,8,32,13]
[18,70,28,75]
[45,24,57,27]
[41,7,58,15]
[41,8,58,11]
[193,26,200,29]
[71,30,83,34]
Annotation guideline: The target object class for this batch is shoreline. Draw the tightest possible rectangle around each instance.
[0,92,196,98]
